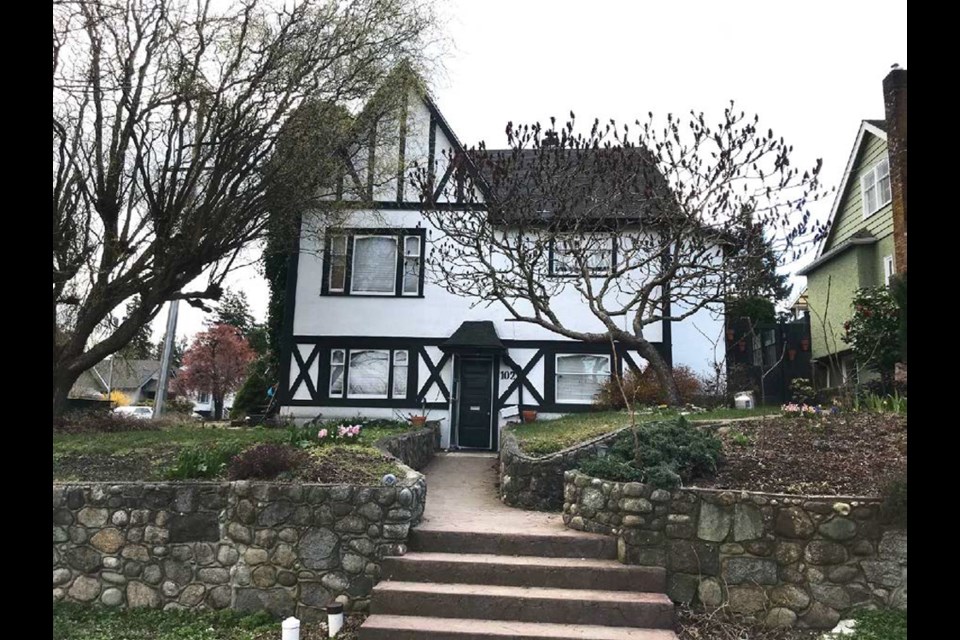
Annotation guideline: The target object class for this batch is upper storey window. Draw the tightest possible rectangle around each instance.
[861,158,891,218]
[321,229,426,296]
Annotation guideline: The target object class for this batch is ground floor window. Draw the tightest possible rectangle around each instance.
[555,354,611,403]
[328,348,409,400]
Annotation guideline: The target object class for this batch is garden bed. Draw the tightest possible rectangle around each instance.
[53,419,421,483]
[697,412,907,495]
[510,407,782,456]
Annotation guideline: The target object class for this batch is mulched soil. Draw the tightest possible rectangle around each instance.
[53,450,179,482]
[252,616,363,640]
[694,413,906,495]
[676,606,819,640]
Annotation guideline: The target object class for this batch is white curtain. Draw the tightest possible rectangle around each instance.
[556,354,611,402]
[353,237,397,293]
[348,350,389,396]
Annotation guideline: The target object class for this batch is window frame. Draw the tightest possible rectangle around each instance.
[548,234,616,277]
[328,348,411,400]
[554,353,612,404]
[861,158,892,219]
[883,255,895,286]
[327,235,348,293]
[321,228,427,297]
[350,235,399,296]
[401,236,422,296]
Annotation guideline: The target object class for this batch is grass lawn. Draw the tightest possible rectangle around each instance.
[510,407,783,456]
[52,604,363,640]
[53,419,417,482]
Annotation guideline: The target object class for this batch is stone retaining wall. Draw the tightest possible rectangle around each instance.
[563,470,906,629]
[374,421,441,472]
[499,427,628,511]
[52,424,439,617]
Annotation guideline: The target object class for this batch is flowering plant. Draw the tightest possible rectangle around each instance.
[781,403,839,417]
[316,423,362,444]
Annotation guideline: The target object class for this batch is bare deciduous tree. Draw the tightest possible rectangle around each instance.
[52,0,438,416]
[416,111,829,404]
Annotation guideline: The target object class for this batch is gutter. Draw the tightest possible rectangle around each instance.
[796,235,878,276]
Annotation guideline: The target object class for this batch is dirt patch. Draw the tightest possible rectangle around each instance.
[677,606,819,639]
[694,413,906,495]
[53,450,179,481]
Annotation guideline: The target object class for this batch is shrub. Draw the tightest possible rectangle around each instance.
[53,410,165,434]
[852,607,907,640]
[579,418,722,489]
[594,365,704,410]
[580,456,645,482]
[227,443,308,480]
[165,444,245,480]
[843,287,901,384]
[789,378,816,404]
[879,473,907,526]
[107,390,132,407]
[231,357,272,419]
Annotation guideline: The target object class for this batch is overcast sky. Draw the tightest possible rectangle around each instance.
[156,0,907,345]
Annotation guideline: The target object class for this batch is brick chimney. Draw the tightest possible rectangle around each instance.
[883,66,907,273]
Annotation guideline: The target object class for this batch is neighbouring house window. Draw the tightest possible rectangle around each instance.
[328,348,409,399]
[352,236,398,294]
[403,236,421,294]
[393,350,408,396]
[861,158,892,218]
[550,235,614,275]
[555,354,611,403]
[328,236,347,292]
[884,255,895,286]
[197,392,210,404]
[323,229,425,296]
[330,349,346,396]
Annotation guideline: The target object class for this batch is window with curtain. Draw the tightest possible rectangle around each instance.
[551,234,614,275]
[347,350,390,397]
[392,350,408,397]
[330,349,345,396]
[555,354,611,403]
[403,236,421,294]
[351,236,397,294]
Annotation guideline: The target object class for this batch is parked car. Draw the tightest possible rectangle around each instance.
[113,406,154,419]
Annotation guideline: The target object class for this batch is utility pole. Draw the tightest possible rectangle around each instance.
[153,300,179,418]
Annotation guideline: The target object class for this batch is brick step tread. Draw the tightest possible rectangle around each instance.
[409,530,617,558]
[382,553,665,590]
[360,615,680,640]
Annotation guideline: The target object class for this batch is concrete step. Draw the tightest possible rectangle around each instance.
[360,615,680,639]
[382,552,666,592]
[409,529,618,559]
[370,581,675,628]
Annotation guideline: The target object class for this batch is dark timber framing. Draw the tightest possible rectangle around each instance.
[282,336,670,414]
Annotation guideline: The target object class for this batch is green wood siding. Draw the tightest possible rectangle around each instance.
[806,244,878,361]
[824,133,894,252]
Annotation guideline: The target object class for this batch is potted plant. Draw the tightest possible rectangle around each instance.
[522,409,537,423]
[400,403,430,428]
[787,348,797,361]
[738,339,747,352]
[726,328,735,342]
[800,338,810,351]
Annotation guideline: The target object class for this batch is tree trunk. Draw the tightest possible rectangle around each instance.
[52,372,75,421]
[631,338,682,406]
[214,395,224,421]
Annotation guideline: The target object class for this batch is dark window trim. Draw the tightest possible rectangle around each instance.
[326,347,414,401]
[321,228,427,297]
[547,235,618,278]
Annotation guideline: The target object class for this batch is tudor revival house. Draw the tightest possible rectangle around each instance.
[279,74,722,450]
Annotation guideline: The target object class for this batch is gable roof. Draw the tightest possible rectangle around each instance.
[471,146,675,225]
[93,358,161,391]
[808,120,888,264]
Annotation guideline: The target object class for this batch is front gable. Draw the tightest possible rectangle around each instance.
[819,121,892,255]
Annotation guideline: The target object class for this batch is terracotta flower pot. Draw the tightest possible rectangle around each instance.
[522,410,537,423]
[787,348,797,361]
[410,416,427,427]
[726,329,735,342]
[738,340,746,352]
[800,338,810,352]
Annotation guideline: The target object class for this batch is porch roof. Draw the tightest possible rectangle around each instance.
[439,321,506,354]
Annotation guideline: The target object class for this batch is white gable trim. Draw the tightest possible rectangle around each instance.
[810,120,888,262]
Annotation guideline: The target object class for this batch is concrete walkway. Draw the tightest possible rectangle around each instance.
[417,452,588,537]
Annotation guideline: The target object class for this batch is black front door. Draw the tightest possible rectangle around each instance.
[457,358,493,449]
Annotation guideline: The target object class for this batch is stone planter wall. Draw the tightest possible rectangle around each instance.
[374,420,441,473]
[563,470,906,629]
[499,427,629,511]
[51,423,439,617]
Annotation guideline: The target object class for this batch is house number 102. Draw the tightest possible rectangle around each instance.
[500,371,516,380]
